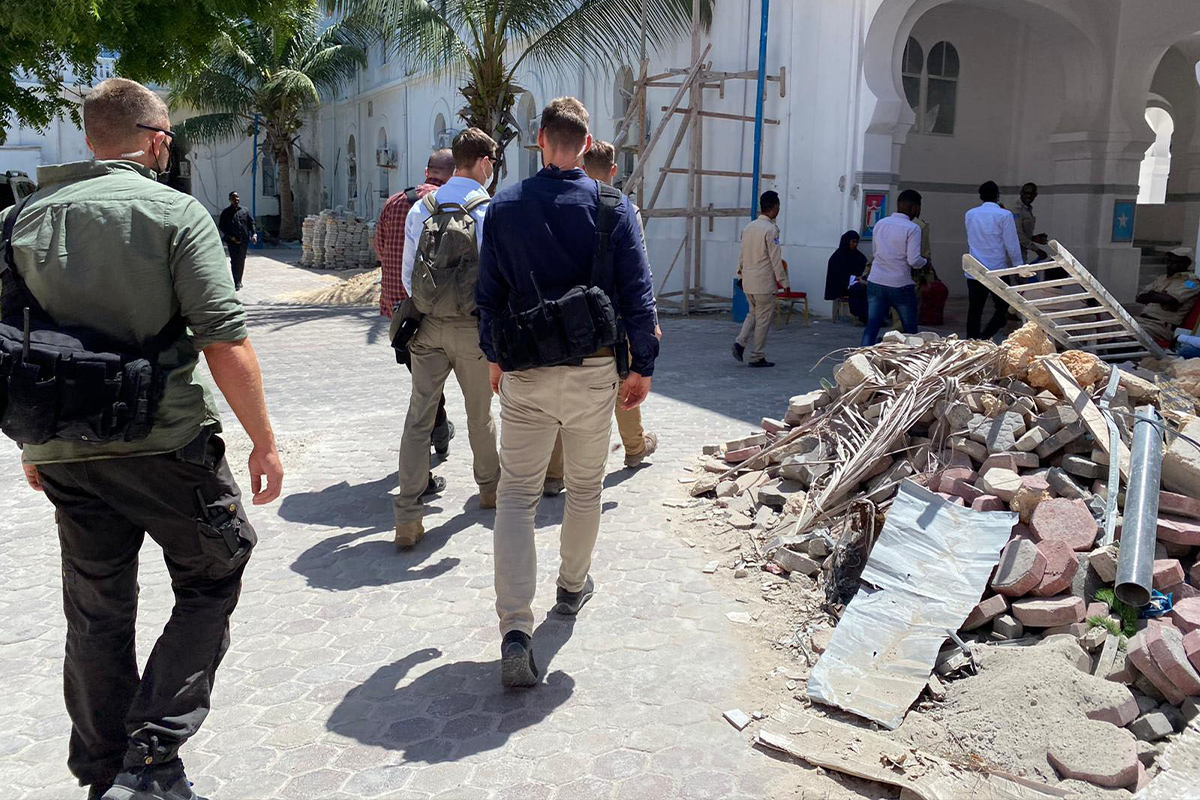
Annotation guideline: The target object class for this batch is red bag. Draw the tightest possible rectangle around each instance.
[920,272,949,326]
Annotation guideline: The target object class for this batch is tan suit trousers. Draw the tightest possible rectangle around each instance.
[493,356,619,636]
[736,292,776,361]
[394,316,499,525]
[545,400,644,482]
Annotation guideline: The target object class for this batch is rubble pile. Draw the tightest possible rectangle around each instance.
[300,210,376,270]
[691,323,1200,795]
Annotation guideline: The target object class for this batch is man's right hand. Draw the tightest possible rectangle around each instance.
[489,362,503,395]
[248,444,284,505]
[619,372,651,410]
[21,456,42,492]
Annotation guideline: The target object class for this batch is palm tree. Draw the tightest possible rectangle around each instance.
[329,0,714,191]
[171,7,369,240]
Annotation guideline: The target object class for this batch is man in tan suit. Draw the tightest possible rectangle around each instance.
[734,190,787,367]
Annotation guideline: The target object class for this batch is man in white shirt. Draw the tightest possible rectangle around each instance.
[965,180,1024,340]
[394,128,500,548]
[861,189,926,346]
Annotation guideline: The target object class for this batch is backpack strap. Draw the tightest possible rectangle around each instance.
[463,193,490,213]
[422,192,439,215]
[1,195,50,324]
[403,187,419,206]
[591,181,623,287]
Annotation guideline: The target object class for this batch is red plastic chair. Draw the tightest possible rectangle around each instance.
[774,260,809,326]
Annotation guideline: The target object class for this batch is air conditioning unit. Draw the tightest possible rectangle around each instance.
[375,146,397,167]
[435,129,458,149]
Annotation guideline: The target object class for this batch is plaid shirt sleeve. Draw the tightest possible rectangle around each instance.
[377,192,412,317]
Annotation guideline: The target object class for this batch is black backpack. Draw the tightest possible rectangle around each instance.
[0,197,183,445]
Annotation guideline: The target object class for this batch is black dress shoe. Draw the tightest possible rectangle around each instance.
[432,420,455,458]
[554,575,595,616]
[500,630,540,688]
[421,476,446,497]
[748,359,775,368]
[732,342,745,362]
[100,759,203,799]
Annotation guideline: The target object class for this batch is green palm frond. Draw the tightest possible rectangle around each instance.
[172,113,247,149]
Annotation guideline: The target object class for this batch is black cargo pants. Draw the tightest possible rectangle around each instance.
[36,428,256,788]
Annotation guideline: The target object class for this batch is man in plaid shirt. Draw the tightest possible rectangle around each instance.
[377,148,456,488]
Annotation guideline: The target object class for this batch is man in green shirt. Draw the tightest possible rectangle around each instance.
[1,78,283,800]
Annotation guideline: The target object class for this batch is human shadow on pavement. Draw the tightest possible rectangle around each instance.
[326,614,578,764]
[284,473,493,591]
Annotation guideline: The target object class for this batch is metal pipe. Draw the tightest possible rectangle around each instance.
[749,0,770,222]
[1115,405,1164,607]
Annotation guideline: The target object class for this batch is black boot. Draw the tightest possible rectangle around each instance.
[101,759,203,800]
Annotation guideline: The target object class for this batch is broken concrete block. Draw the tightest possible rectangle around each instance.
[1128,627,1188,705]
[723,708,752,731]
[1163,416,1200,498]
[1062,455,1105,481]
[690,474,720,497]
[1152,559,1185,590]
[1010,475,1052,524]
[1033,390,1058,412]
[1011,595,1085,627]
[715,480,738,498]
[1035,422,1085,460]
[1039,404,1081,433]
[992,614,1024,639]
[1079,626,1108,653]
[985,411,1026,454]
[947,436,988,463]
[1186,630,1200,673]
[1146,623,1200,696]
[1129,712,1174,742]
[760,417,787,434]
[773,548,820,577]
[1157,515,1200,546]
[1032,541,1080,597]
[1045,467,1089,501]
[962,594,1009,631]
[1013,427,1049,452]
[864,460,913,504]
[979,468,1022,502]
[980,452,1038,476]
[1086,601,1111,619]
[834,353,882,390]
[1043,622,1089,639]
[1170,598,1200,634]
[945,478,986,504]
[971,495,1007,512]
[1030,498,1098,552]
[1047,719,1138,788]
[725,433,768,452]
[1161,490,1200,521]
[1183,696,1200,724]
[936,492,966,507]
[756,479,803,509]
[992,539,1047,597]
[724,445,763,464]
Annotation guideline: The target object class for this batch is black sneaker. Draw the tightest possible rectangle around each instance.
[421,476,446,497]
[88,786,111,800]
[500,630,540,688]
[732,342,745,362]
[554,575,595,616]
[432,420,455,458]
[101,759,204,800]
[748,359,775,368]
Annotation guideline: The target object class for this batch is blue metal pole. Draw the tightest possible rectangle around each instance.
[251,113,261,249]
[750,0,770,222]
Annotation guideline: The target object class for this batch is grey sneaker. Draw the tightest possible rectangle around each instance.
[432,420,455,458]
[554,575,595,616]
[543,478,565,497]
[101,760,203,800]
[500,630,540,689]
[623,431,659,468]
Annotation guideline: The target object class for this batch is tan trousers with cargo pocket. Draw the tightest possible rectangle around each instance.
[493,356,619,636]
[394,316,500,525]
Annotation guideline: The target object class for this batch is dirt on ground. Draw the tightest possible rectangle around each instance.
[280,268,382,307]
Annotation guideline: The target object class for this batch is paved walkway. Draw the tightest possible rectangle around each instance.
[0,251,875,799]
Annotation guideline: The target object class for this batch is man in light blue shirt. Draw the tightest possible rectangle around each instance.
[394,128,501,549]
[964,180,1024,339]
[862,189,926,346]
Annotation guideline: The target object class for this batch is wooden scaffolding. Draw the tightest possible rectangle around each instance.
[612,1,785,315]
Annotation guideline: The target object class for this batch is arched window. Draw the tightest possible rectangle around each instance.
[517,92,539,180]
[1138,106,1174,204]
[433,113,447,148]
[901,38,923,112]
[347,135,357,211]
[614,66,637,180]
[924,41,959,135]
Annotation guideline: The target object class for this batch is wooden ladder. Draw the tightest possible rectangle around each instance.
[962,240,1167,361]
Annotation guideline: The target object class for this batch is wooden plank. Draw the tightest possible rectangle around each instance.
[661,106,780,125]
[660,167,777,179]
[623,43,712,193]
[1025,292,1095,307]
[985,263,1054,278]
[1059,319,1124,331]
[1009,277,1080,292]
[1042,357,1131,482]
[1042,307,1108,320]
[644,106,695,218]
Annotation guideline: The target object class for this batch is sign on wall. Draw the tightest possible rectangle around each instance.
[862,192,888,241]
[1111,199,1135,243]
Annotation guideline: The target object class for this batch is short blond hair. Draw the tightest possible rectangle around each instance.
[452,128,497,169]
[583,141,616,174]
[83,78,169,151]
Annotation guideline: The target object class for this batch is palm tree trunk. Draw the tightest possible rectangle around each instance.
[277,146,298,241]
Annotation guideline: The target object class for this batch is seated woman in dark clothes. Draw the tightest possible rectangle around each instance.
[824,230,867,322]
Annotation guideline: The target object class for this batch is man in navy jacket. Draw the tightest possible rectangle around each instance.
[476,96,658,687]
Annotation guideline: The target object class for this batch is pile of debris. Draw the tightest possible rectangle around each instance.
[300,210,377,270]
[690,324,1200,795]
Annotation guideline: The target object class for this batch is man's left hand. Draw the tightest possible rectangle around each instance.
[21,457,42,492]
[619,372,651,410]
[489,362,503,395]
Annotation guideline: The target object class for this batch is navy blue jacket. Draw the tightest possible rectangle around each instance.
[476,167,659,376]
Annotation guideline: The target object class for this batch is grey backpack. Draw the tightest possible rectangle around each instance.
[411,192,488,317]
